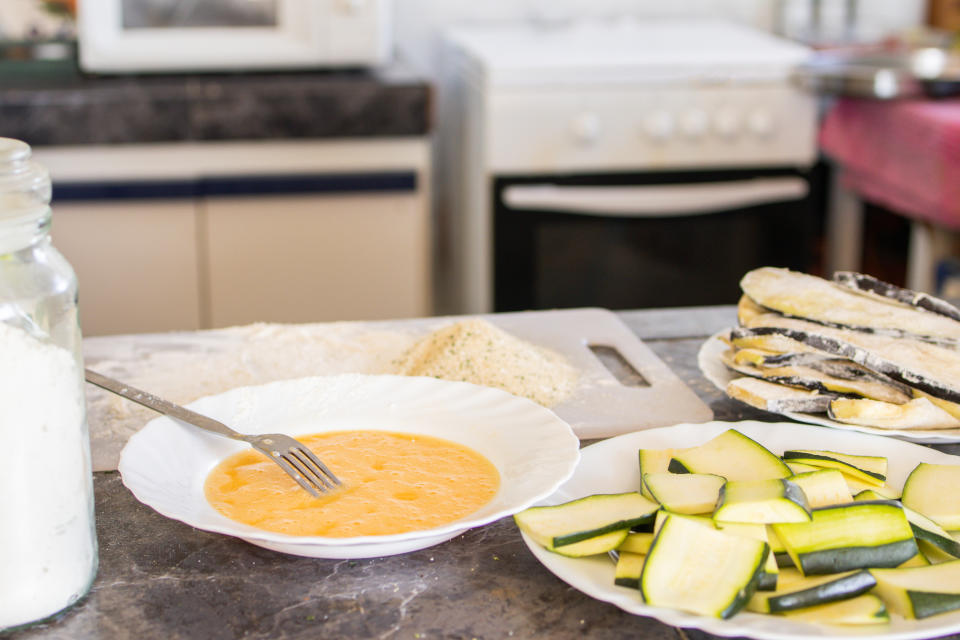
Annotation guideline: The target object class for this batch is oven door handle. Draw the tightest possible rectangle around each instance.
[502,177,809,217]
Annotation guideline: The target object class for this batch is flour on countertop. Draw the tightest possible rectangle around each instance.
[85,319,581,472]
[88,321,414,427]
[391,318,578,407]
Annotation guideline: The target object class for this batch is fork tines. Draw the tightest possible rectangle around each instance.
[254,435,341,498]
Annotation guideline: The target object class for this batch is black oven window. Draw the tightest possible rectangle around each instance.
[494,170,821,312]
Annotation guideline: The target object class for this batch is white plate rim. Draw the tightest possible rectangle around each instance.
[118,373,581,557]
[520,419,960,640]
[697,330,960,444]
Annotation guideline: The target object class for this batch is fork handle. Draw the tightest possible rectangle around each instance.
[85,368,246,441]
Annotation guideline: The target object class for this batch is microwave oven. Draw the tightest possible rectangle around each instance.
[78,0,391,73]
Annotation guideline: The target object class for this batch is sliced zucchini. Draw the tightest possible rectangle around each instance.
[766,524,792,569]
[781,450,886,487]
[789,469,853,508]
[514,492,659,549]
[736,317,960,404]
[726,376,834,414]
[732,347,778,367]
[843,475,900,500]
[902,463,960,529]
[668,429,792,481]
[779,593,889,625]
[855,489,960,559]
[730,330,817,356]
[617,532,655,555]
[772,501,918,575]
[746,568,875,613]
[716,521,779,591]
[783,358,913,405]
[614,551,646,588]
[786,461,821,475]
[643,472,724,515]
[870,560,960,619]
[740,267,960,343]
[914,389,960,420]
[900,549,932,567]
[737,294,769,326]
[638,448,675,500]
[714,478,811,524]
[829,397,960,430]
[548,529,629,557]
[640,512,768,619]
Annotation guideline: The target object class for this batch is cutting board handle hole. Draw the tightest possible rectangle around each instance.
[588,345,650,387]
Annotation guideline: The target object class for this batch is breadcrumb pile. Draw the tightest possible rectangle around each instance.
[391,318,578,407]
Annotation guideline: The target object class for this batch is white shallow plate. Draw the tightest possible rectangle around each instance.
[118,374,580,558]
[521,420,960,640]
[698,330,960,444]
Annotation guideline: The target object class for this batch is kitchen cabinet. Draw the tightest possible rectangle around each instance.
[52,199,203,335]
[202,190,431,328]
[38,139,432,336]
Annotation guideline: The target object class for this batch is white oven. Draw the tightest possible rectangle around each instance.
[437,19,819,314]
[78,0,392,73]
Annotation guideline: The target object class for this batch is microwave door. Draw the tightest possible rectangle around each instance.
[493,176,817,312]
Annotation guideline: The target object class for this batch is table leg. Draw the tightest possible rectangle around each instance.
[825,166,863,276]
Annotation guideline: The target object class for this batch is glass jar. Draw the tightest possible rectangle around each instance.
[0,138,98,631]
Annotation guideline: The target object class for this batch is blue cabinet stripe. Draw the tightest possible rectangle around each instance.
[52,171,417,202]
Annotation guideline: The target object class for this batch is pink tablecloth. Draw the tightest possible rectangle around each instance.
[819,97,960,231]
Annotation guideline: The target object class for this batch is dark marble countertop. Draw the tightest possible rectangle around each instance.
[0,63,431,146]
[6,306,960,640]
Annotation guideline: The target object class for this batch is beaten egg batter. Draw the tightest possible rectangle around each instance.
[204,430,500,537]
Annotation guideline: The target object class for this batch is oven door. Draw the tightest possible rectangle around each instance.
[493,167,820,312]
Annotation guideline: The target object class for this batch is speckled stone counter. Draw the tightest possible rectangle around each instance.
[6,307,960,640]
[0,64,430,145]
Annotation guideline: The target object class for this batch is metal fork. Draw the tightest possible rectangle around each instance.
[85,369,341,497]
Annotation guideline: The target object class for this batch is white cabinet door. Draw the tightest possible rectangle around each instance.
[52,200,202,336]
[202,192,432,327]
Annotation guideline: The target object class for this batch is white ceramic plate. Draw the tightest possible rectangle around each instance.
[118,374,580,558]
[697,330,960,444]
[520,420,960,640]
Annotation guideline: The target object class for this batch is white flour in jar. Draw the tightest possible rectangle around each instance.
[0,322,96,629]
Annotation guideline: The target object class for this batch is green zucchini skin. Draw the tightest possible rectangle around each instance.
[908,592,960,620]
[797,540,920,575]
[773,501,918,575]
[667,458,690,474]
[780,593,889,625]
[762,570,876,613]
[781,451,886,483]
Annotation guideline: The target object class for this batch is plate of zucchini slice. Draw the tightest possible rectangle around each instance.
[515,420,960,639]
[698,267,960,444]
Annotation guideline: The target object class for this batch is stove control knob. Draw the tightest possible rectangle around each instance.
[643,110,674,142]
[747,108,774,137]
[571,112,602,146]
[679,109,708,139]
[713,108,741,139]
